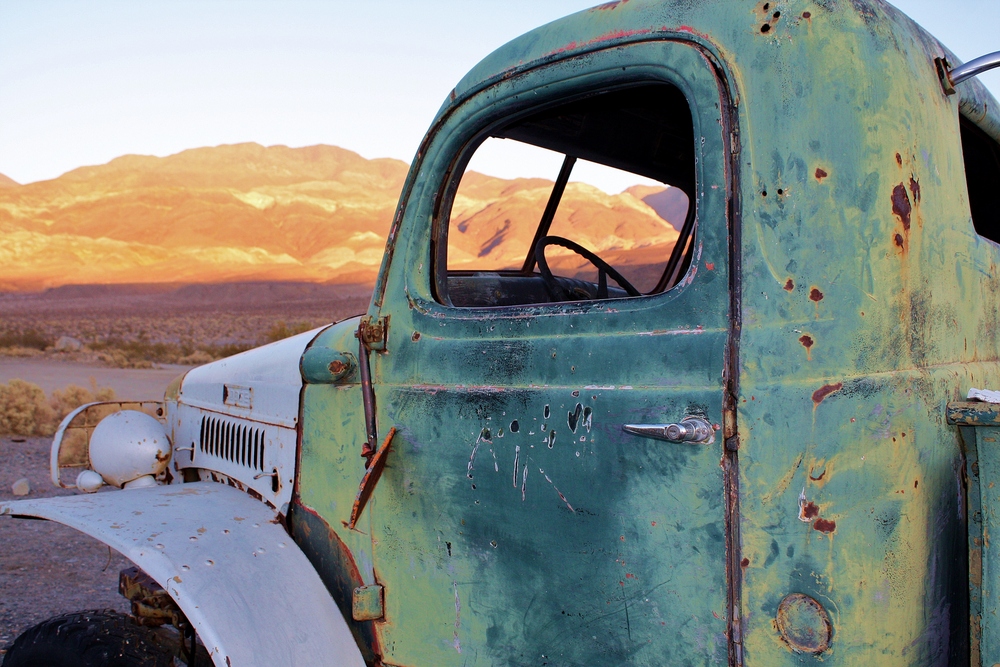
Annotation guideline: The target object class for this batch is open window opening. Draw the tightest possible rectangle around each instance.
[437,83,697,308]
[961,116,1000,244]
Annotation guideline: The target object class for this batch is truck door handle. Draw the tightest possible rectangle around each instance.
[623,417,714,444]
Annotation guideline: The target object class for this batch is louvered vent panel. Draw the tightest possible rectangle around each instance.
[199,415,265,471]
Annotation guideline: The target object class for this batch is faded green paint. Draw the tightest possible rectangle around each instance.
[293,1,1000,665]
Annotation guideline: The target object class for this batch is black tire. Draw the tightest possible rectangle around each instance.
[2,610,175,667]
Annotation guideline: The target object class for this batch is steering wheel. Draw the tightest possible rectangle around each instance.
[534,235,641,301]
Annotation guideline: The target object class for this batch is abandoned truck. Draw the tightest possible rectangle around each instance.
[4,0,1000,665]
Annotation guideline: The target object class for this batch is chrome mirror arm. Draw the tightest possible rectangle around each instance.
[948,50,1000,89]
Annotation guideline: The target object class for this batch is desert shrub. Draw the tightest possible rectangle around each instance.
[49,382,116,423]
[0,329,53,351]
[265,321,314,343]
[178,350,214,365]
[0,346,45,358]
[0,379,55,435]
[90,339,174,366]
[0,379,116,435]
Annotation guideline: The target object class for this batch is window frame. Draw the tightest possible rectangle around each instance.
[426,60,717,311]
[438,86,699,304]
[382,41,731,325]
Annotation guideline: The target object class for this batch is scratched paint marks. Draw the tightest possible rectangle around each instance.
[452,582,462,653]
[466,399,599,507]
[540,468,575,513]
[760,453,803,505]
[512,445,521,488]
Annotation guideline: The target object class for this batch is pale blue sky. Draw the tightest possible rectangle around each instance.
[0,0,997,189]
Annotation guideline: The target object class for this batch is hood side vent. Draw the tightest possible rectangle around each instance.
[199,414,264,472]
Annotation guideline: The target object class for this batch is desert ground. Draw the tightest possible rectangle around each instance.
[0,435,133,655]
[0,281,373,654]
[0,357,189,400]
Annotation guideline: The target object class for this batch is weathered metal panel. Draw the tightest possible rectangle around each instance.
[179,327,324,429]
[355,38,732,666]
[295,316,384,664]
[730,0,1000,663]
[296,0,1000,665]
[0,483,366,667]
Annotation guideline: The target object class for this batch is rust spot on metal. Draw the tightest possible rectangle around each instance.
[809,288,823,302]
[802,11,811,18]
[120,566,186,628]
[813,517,837,533]
[776,593,832,654]
[329,360,348,375]
[909,176,921,203]
[801,502,820,520]
[349,427,397,530]
[411,331,421,342]
[812,382,843,406]
[543,27,653,57]
[894,233,905,248]
[809,469,826,481]
[784,278,794,291]
[741,557,750,568]
[914,479,919,488]
[591,0,629,9]
[706,262,715,271]
[896,152,903,166]
[892,183,912,230]
[814,167,827,181]
[799,335,814,349]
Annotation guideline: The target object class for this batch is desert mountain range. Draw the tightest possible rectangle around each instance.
[0,143,686,291]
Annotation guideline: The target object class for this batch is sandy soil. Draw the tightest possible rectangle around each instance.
[0,357,192,401]
[0,360,189,653]
[0,436,132,655]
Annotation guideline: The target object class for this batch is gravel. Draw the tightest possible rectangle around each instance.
[0,436,131,655]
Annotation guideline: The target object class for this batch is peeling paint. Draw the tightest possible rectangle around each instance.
[289,1,1000,664]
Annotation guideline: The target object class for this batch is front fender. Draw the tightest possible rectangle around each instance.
[0,483,365,667]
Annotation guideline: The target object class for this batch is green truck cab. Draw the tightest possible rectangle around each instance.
[4,1,1000,665]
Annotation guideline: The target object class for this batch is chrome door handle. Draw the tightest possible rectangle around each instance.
[623,417,714,444]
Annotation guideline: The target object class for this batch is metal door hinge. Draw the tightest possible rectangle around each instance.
[349,427,396,529]
[352,584,384,621]
[357,315,389,352]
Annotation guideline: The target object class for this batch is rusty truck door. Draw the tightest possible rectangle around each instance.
[365,41,737,666]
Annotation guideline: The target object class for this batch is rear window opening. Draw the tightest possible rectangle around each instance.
[961,116,1000,244]
[435,83,697,308]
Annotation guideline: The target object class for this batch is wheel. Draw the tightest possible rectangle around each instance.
[2,610,175,667]
[534,235,641,301]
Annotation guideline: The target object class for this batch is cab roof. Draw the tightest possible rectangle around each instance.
[447,0,999,142]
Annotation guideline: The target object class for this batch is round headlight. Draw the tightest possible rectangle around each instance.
[89,410,171,488]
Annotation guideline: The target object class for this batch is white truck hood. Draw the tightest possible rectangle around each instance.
[177,327,328,429]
